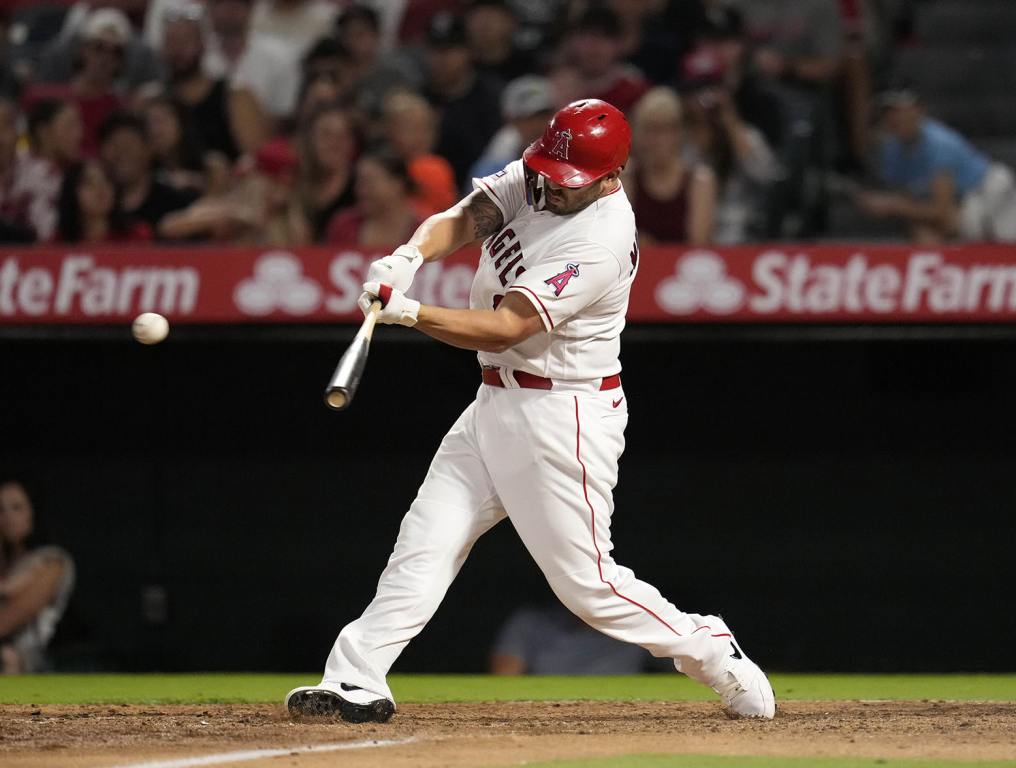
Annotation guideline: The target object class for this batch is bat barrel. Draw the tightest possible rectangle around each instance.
[324,334,370,410]
[323,300,381,411]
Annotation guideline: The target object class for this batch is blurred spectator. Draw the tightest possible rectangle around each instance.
[237,138,310,244]
[623,86,716,244]
[98,110,197,236]
[0,100,36,242]
[13,99,84,242]
[733,0,844,235]
[561,6,650,115]
[292,71,344,132]
[142,96,221,194]
[735,0,843,89]
[469,74,555,180]
[337,5,418,121]
[299,38,358,111]
[501,0,572,54]
[36,3,161,96]
[23,7,129,157]
[57,159,152,242]
[204,0,301,122]
[858,84,1016,243]
[611,0,689,85]
[162,6,269,160]
[249,0,338,63]
[382,90,457,216]
[161,138,310,244]
[392,0,465,46]
[695,6,784,152]
[491,602,656,675]
[296,102,357,241]
[423,12,503,187]
[326,147,422,247]
[0,481,75,675]
[680,47,779,243]
[465,0,531,84]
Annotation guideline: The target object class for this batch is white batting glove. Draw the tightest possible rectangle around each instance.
[359,281,420,327]
[365,244,423,293]
[358,245,422,324]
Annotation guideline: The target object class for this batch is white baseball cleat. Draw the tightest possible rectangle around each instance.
[710,637,777,719]
[285,682,395,723]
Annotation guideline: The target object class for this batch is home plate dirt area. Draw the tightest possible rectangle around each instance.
[1,700,1014,768]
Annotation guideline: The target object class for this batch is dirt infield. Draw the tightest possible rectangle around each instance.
[1,701,1014,767]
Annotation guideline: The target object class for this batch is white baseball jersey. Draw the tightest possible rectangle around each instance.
[471,160,640,380]
[314,158,738,714]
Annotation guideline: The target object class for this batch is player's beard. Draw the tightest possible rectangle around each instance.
[544,182,605,215]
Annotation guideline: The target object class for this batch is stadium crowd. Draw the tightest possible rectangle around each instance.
[0,0,1013,248]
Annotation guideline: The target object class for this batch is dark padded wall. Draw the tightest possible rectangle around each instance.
[2,326,1013,672]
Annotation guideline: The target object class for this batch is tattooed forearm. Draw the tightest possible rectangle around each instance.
[465,191,504,240]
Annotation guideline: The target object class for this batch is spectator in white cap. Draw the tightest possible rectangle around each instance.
[23,7,132,157]
[37,4,161,96]
[469,74,555,182]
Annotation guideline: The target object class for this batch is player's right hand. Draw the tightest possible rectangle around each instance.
[359,281,420,327]
[365,244,424,294]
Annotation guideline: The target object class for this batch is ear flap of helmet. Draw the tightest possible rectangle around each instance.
[524,164,546,211]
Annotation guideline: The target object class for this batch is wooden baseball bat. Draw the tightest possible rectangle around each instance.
[324,300,382,410]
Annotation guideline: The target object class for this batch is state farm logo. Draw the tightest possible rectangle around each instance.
[0,254,198,317]
[655,251,746,314]
[653,250,1016,318]
[234,252,322,316]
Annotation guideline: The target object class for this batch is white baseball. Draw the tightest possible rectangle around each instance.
[132,312,170,345]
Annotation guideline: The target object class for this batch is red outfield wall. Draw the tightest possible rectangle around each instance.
[2,244,1016,324]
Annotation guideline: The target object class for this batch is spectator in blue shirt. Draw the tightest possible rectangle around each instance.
[858,83,1016,243]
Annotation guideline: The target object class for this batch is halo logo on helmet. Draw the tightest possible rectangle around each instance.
[522,99,631,210]
[550,129,573,160]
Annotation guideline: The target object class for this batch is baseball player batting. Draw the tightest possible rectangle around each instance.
[286,100,776,722]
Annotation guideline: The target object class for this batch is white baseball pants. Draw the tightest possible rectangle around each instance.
[321,383,733,703]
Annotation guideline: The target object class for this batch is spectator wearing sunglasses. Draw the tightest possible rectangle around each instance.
[22,8,129,157]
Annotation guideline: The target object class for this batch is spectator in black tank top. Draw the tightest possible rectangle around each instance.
[161,6,269,162]
[623,87,716,244]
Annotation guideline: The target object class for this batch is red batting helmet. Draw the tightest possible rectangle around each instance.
[522,99,631,189]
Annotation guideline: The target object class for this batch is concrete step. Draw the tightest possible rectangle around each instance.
[927,97,1016,138]
[894,47,1016,96]
[916,0,1016,46]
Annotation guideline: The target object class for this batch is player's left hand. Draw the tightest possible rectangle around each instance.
[359,281,420,327]
[365,244,424,293]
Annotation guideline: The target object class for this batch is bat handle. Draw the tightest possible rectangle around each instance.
[358,300,382,342]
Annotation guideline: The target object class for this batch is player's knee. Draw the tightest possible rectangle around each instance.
[545,569,617,622]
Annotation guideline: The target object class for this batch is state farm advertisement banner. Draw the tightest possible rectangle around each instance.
[2,244,1016,324]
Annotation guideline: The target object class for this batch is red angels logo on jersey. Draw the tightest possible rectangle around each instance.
[550,128,573,160]
[545,263,580,296]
